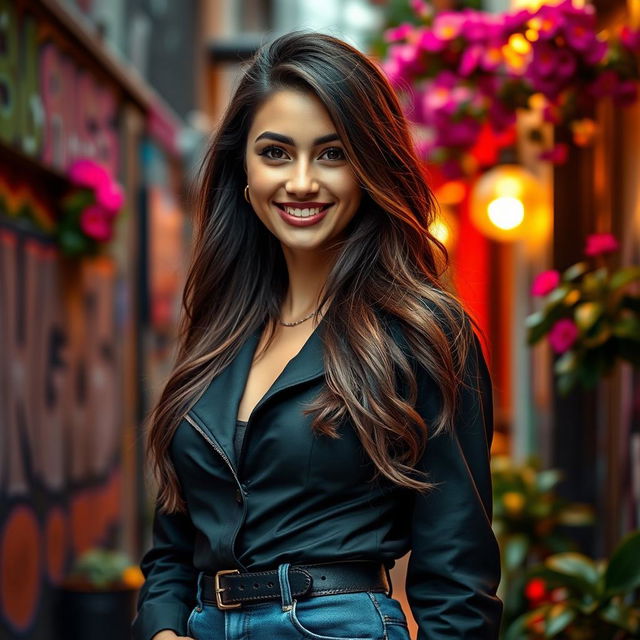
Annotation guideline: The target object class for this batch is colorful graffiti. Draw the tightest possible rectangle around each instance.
[0,178,122,637]
[0,0,120,175]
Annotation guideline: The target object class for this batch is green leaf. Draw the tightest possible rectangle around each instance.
[613,315,640,340]
[58,228,92,256]
[546,284,572,307]
[581,324,612,349]
[504,606,552,640]
[535,469,562,493]
[563,261,589,282]
[555,351,578,375]
[556,504,594,526]
[582,268,608,296]
[600,601,640,633]
[526,310,546,329]
[604,531,640,596]
[575,302,603,331]
[504,534,530,571]
[545,603,577,637]
[609,266,640,292]
[544,553,600,595]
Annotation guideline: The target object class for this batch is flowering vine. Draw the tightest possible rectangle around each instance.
[58,159,125,256]
[382,0,640,178]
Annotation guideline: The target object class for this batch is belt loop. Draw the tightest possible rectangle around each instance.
[277,563,293,612]
[196,570,204,609]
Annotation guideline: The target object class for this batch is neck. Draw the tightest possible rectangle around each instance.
[280,246,335,321]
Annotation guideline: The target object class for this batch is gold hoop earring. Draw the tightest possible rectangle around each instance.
[244,185,250,203]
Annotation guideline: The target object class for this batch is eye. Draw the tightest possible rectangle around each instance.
[259,145,289,160]
[320,147,345,161]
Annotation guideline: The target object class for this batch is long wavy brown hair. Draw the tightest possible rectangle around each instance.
[148,31,477,513]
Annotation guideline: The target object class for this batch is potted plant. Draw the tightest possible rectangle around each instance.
[492,456,593,627]
[504,530,640,639]
[55,548,144,640]
[526,233,640,394]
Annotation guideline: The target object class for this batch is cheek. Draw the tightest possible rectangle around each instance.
[246,157,275,199]
[334,173,362,213]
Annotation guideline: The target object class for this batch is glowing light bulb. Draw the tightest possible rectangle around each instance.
[430,219,450,245]
[487,196,525,230]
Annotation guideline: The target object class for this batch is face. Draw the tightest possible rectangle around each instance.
[245,89,362,255]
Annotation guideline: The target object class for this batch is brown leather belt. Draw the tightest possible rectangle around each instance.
[201,561,391,609]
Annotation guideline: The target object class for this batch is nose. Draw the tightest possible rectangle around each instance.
[285,159,319,197]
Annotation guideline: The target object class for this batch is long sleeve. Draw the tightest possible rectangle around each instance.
[406,329,503,639]
[131,504,199,640]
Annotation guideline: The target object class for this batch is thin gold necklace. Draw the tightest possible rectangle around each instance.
[278,308,319,327]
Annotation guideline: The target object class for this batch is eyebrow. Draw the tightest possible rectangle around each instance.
[254,131,340,146]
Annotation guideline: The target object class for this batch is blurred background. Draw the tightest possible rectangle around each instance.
[1,0,639,639]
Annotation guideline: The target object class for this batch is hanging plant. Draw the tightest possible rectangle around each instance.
[526,233,640,394]
[57,159,125,257]
[381,0,640,178]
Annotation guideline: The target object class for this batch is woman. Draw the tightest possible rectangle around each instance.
[133,31,502,640]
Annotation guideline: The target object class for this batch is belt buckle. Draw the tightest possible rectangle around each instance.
[214,569,242,609]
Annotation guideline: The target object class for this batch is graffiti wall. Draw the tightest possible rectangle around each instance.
[0,2,125,638]
[0,0,120,173]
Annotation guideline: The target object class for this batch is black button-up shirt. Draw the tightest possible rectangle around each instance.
[133,313,502,640]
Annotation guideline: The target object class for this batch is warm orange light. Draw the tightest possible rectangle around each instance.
[525,28,540,42]
[436,180,466,205]
[508,33,532,55]
[429,206,459,249]
[528,93,547,110]
[630,0,640,27]
[470,164,551,242]
[487,197,525,230]
[430,219,451,245]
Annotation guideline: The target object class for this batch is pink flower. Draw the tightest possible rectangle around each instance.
[534,7,564,40]
[549,318,579,354]
[620,25,640,53]
[68,158,110,190]
[459,46,483,76]
[96,180,125,213]
[384,23,413,43]
[432,13,464,41]
[501,8,533,38]
[584,233,618,256]
[531,270,560,296]
[582,38,607,65]
[436,117,482,148]
[79,205,114,242]
[418,30,447,53]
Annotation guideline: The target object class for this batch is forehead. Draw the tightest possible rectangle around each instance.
[248,89,337,142]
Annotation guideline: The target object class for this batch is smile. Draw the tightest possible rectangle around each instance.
[273,202,334,228]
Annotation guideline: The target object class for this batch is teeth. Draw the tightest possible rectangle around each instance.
[284,206,322,217]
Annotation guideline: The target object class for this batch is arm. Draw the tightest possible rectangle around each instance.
[406,329,502,639]
[131,504,198,640]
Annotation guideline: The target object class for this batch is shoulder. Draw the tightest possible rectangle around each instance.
[380,290,473,353]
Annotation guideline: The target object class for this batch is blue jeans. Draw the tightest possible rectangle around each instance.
[187,563,411,640]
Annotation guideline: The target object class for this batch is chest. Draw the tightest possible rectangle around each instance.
[237,323,316,422]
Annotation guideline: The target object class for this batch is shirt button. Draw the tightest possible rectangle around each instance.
[235,488,243,503]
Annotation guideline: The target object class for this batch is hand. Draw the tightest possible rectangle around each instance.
[151,631,195,640]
